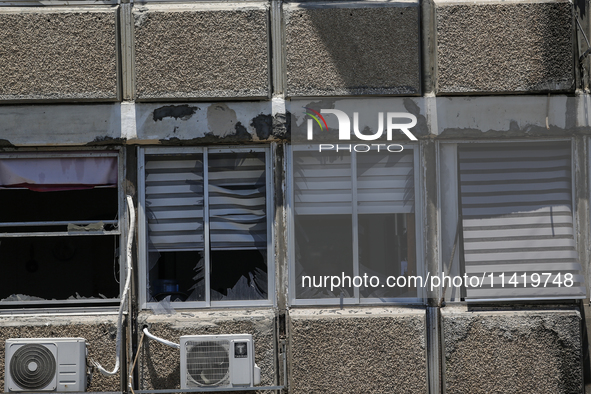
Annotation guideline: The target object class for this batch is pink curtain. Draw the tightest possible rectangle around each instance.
[0,157,117,192]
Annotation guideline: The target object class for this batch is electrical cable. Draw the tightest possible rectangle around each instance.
[142,327,180,350]
[91,195,135,376]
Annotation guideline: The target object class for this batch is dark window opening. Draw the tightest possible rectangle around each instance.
[210,249,267,301]
[295,214,354,299]
[359,213,416,298]
[149,251,204,302]
[0,188,118,232]
[0,165,120,304]
[0,235,119,302]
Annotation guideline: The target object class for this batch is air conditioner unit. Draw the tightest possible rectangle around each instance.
[180,334,261,389]
[5,338,87,393]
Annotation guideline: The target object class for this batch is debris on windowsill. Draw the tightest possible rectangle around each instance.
[68,292,104,300]
[1,293,113,302]
[150,295,175,316]
[1,294,46,302]
[67,221,105,232]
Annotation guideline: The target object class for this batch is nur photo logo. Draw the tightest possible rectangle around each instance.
[303,108,418,152]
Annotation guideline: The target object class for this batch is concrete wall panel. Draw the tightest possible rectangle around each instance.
[134,101,287,143]
[289,308,427,393]
[133,4,270,101]
[284,1,421,97]
[442,308,582,393]
[0,7,119,102]
[0,103,122,146]
[0,315,120,392]
[137,310,276,391]
[435,0,575,94]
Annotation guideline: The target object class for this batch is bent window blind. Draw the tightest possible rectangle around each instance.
[458,143,585,300]
[208,153,267,250]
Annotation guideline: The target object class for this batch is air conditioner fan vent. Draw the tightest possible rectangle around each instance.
[185,341,230,387]
[9,344,56,391]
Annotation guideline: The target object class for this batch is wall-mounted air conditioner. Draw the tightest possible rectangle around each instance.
[180,334,261,389]
[5,338,87,392]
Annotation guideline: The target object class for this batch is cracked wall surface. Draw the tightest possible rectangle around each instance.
[289,308,427,393]
[442,309,582,393]
[133,4,270,100]
[435,0,575,94]
[0,7,118,102]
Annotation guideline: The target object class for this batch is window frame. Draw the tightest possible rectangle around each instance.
[0,147,126,308]
[137,145,275,309]
[437,138,584,303]
[287,143,425,306]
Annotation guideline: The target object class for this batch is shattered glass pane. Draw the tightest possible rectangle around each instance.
[210,250,267,301]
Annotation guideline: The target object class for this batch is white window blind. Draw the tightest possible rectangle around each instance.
[293,151,353,215]
[356,152,414,214]
[144,152,267,252]
[144,155,204,251]
[293,149,414,215]
[458,143,586,300]
[208,153,267,250]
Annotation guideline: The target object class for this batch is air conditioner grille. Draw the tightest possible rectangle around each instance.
[10,344,56,391]
[185,340,230,387]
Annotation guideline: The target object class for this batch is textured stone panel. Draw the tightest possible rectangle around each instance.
[0,315,120,391]
[138,310,276,392]
[0,7,118,102]
[290,308,427,393]
[284,1,421,97]
[133,4,270,100]
[435,0,575,94]
[442,308,582,393]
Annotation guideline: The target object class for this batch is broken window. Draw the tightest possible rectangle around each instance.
[440,142,586,302]
[139,147,271,307]
[290,145,419,304]
[0,151,122,305]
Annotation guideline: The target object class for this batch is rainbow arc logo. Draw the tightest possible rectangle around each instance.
[304,107,327,132]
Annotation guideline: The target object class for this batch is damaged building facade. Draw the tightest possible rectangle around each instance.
[0,0,591,392]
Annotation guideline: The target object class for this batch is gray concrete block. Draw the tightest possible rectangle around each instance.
[0,315,120,391]
[137,310,276,391]
[0,103,122,146]
[289,308,427,393]
[0,7,119,102]
[435,0,575,94]
[133,4,270,100]
[284,1,421,97]
[442,308,582,393]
